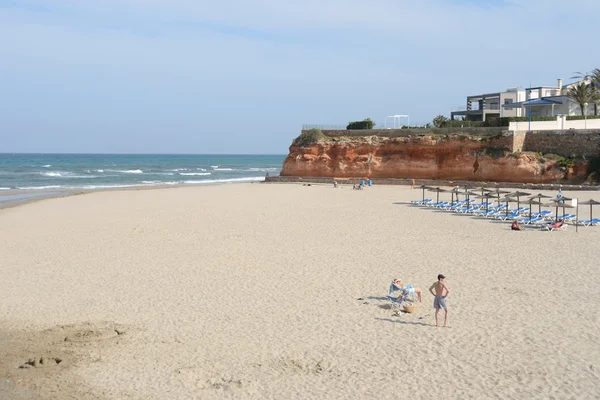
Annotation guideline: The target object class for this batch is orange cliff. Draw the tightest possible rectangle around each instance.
[280,133,587,184]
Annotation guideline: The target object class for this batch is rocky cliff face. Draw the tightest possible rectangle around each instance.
[281,134,587,183]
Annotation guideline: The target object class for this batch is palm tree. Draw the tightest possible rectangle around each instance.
[567,82,599,116]
[572,69,600,115]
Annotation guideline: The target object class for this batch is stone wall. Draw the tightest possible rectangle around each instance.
[522,130,600,157]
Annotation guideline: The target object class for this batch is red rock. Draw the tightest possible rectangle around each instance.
[280,135,582,183]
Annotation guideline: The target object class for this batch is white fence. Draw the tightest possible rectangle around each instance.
[509,116,600,132]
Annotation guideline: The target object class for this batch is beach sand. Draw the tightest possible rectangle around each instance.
[0,183,599,399]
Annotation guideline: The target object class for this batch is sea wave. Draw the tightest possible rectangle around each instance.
[110,169,143,174]
[95,169,104,173]
[39,171,98,179]
[196,168,207,171]
[40,171,63,177]
[179,172,211,176]
[17,185,63,190]
[210,165,219,168]
[0,187,10,190]
[245,167,279,172]
[42,165,52,168]
[213,168,233,171]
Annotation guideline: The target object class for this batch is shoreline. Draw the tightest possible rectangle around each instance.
[3,175,600,210]
[0,180,270,209]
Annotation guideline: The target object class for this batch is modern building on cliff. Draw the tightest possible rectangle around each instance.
[450,87,526,122]
[451,78,593,121]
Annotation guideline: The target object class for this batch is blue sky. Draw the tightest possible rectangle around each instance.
[0,0,597,154]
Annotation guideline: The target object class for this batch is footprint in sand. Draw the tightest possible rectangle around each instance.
[19,357,63,369]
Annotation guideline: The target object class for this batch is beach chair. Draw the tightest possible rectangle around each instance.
[544,221,568,231]
[386,294,407,308]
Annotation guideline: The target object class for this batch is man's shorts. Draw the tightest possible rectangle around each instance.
[434,296,447,309]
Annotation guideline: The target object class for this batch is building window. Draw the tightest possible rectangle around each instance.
[504,98,513,110]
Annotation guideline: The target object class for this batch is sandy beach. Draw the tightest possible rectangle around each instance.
[1,182,599,399]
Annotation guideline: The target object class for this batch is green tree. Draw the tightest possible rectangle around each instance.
[567,82,599,116]
[346,118,375,130]
[572,69,600,115]
[432,115,448,128]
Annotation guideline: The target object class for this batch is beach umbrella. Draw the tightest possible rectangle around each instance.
[419,185,433,202]
[449,188,463,205]
[550,197,573,223]
[427,187,447,204]
[489,188,511,199]
[577,199,600,222]
[475,186,494,197]
[507,191,531,211]
[475,193,495,214]
[528,194,553,213]
[498,196,517,218]
[526,199,549,222]
[464,191,480,204]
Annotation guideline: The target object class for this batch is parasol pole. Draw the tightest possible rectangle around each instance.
[576,199,579,233]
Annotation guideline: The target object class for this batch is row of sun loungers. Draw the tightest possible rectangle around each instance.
[410,198,597,227]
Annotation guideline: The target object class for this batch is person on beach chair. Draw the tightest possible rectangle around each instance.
[545,219,565,231]
[389,279,423,303]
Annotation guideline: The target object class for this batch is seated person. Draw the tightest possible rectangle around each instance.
[548,219,564,229]
[511,220,524,231]
[390,279,423,303]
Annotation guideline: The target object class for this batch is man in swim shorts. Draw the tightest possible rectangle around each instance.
[429,274,450,327]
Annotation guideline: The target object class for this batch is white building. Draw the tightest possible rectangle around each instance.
[450,88,526,121]
[451,78,595,121]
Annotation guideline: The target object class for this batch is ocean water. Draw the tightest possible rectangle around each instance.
[0,154,284,191]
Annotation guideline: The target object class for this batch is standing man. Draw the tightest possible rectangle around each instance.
[429,274,450,327]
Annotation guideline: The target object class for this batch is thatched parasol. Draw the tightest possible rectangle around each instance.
[418,185,434,203]
[578,199,600,222]
[507,191,532,211]
[427,187,448,204]
[528,193,553,213]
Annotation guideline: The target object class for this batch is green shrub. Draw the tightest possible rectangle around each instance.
[296,128,324,147]
[558,157,574,169]
[347,118,375,130]
[543,153,562,160]
[440,120,485,128]
[566,115,600,120]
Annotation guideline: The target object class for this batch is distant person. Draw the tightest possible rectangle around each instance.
[411,178,415,189]
[547,219,564,230]
[368,179,372,187]
[511,220,524,231]
[333,180,338,188]
[429,274,450,327]
[557,189,563,200]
